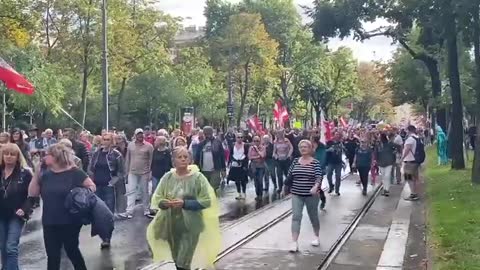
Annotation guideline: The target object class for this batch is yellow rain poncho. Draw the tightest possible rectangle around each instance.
[146,165,221,270]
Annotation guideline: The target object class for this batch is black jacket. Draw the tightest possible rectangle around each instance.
[65,187,114,240]
[194,138,226,171]
[72,140,90,172]
[151,148,172,179]
[88,148,125,186]
[264,142,274,160]
[0,167,33,220]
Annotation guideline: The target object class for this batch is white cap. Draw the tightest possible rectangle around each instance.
[134,128,144,135]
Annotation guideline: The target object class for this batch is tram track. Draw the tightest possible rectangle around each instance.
[214,172,360,264]
[214,177,383,270]
[143,166,384,270]
[317,183,383,270]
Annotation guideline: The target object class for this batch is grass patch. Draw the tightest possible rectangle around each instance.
[426,147,480,270]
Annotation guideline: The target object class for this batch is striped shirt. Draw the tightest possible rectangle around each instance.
[287,158,323,196]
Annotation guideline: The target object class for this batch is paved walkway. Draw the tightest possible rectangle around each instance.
[215,174,380,270]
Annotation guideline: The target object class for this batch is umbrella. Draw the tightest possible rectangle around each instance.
[0,57,35,95]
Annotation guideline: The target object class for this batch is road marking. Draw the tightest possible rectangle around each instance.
[376,184,413,270]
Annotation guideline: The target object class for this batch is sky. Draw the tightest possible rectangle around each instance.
[153,0,396,62]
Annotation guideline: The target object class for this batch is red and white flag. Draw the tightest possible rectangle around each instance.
[0,57,35,95]
[247,115,263,134]
[273,100,289,127]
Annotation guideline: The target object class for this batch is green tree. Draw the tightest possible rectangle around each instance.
[123,72,185,128]
[108,0,178,127]
[215,13,279,126]
[0,0,40,47]
[2,45,66,127]
[241,0,302,112]
[309,0,465,169]
[388,49,432,111]
[294,46,358,123]
[353,62,393,123]
[174,47,226,124]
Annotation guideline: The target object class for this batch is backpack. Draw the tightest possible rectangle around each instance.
[413,137,426,164]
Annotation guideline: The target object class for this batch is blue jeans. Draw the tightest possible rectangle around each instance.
[96,186,115,214]
[327,163,342,194]
[0,218,24,270]
[152,177,160,194]
[291,195,320,235]
[254,168,266,197]
[264,159,277,191]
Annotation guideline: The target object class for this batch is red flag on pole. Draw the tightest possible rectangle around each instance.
[273,100,289,128]
[0,57,35,95]
[247,115,263,134]
[340,117,348,128]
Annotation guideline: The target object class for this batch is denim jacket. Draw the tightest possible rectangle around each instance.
[88,148,125,186]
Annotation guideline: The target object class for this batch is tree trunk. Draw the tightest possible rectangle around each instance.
[472,3,480,183]
[116,77,127,127]
[314,104,321,127]
[445,6,465,169]
[80,0,94,128]
[237,63,250,127]
[425,59,447,131]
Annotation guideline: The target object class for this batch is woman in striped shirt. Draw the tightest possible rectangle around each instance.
[284,140,324,252]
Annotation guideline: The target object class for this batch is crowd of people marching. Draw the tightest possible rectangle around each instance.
[0,123,430,270]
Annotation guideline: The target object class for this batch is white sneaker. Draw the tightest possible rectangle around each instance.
[289,241,299,252]
[311,237,320,247]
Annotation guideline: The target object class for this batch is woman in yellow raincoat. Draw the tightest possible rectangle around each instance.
[147,146,221,270]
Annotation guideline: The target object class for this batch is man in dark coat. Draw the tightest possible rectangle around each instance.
[63,128,90,172]
[194,126,226,192]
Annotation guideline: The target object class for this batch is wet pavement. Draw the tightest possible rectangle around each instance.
[328,183,405,270]
[18,180,280,270]
[215,174,380,270]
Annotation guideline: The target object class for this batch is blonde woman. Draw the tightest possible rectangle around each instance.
[28,144,96,270]
[88,132,124,248]
[147,146,221,270]
[0,143,33,269]
[284,140,323,252]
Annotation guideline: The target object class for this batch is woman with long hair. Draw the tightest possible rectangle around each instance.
[228,133,249,200]
[88,132,124,248]
[10,128,32,167]
[284,140,323,252]
[248,136,266,201]
[353,140,373,196]
[0,143,33,270]
[147,146,221,270]
[28,144,96,270]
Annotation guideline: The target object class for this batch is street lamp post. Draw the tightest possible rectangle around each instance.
[227,48,234,127]
[101,0,109,130]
